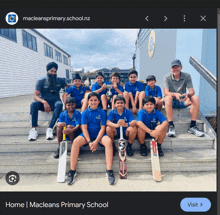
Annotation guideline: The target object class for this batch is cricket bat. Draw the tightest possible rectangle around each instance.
[57,127,67,182]
[118,126,127,179]
[150,139,162,182]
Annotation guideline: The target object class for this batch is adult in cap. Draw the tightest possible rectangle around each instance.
[163,59,205,137]
[28,62,71,141]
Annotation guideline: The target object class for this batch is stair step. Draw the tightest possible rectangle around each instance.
[0,133,214,153]
[0,149,216,174]
[0,119,204,136]
[0,107,201,122]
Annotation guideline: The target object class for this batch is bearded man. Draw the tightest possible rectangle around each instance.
[28,62,69,141]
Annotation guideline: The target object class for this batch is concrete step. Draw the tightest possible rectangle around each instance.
[0,134,214,153]
[0,108,199,121]
[0,120,204,136]
[0,111,53,122]
[0,148,216,174]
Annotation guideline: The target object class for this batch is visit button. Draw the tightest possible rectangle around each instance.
[180,198,211,212]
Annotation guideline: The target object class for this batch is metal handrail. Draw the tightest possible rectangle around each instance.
[189,56,216,91]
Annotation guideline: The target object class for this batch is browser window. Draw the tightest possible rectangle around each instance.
[0,1,219,214]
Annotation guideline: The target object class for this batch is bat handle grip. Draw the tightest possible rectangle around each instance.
[120,126,123,139]
[63,126,66,140]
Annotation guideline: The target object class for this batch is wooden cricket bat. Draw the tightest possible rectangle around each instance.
[150,139,161,182]
[57,127,67,183]
[118,126,127,179]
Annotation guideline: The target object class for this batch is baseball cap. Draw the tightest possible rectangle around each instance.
[171,59,182,67]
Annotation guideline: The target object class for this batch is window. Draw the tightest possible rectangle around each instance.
[0,29,17,42]
[63,55,68,65]
[22,30,37,51]
[44,43,53,59]
[55,50,62,62]
[66,69,70,79]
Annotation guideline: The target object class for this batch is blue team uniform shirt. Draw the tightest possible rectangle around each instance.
[137,108,167,129]
[66,85,90,107]
[145,85,162,98]
[81,106,107,139]
[110,83,124,97]
[107,108,135,138]
[125,81,143,97]
[58,110,81,126]
[35,76,66,101]
[91,81,110,96]
[58,110,81,140]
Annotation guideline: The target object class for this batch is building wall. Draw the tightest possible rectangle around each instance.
[0,29,71,98]
[175,29,203,96]
[136,29,177,95]
[199,29,217,116]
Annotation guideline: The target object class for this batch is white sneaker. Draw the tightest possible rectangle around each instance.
[46,128,54,140]
[28,128,38,141]
[168,125,176,137]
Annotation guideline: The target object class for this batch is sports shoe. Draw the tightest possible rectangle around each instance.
[188,126,205,137]
[140,144,148,156]
[167,125,176,137]
[106,170,115,185]
[46,128,54,140]
[126,145,134,157]
[157,143,164,157]
[28,128,38,141]
[66,170,77,185]
[53,146,60,159]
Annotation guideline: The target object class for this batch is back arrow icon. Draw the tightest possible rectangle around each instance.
[145,16,149,21]
[164,16,168,21]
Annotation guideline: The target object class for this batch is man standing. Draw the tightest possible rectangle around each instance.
[28,62,68,141]
[164,59,205,137]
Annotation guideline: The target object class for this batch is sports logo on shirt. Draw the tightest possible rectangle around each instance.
[151,118,157,124]
[123,117,128,122]
[72,117,76,121]
[96,115,101,120]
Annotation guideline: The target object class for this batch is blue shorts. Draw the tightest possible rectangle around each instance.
[79,133,107,147]
[172,100,187,109]
[163,99,187,109]
[65,128,81,140]
[115,127,128,140]
[145,124,156,139]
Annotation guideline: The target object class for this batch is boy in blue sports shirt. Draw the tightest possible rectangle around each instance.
[62,73,90,112]
[139,75,163,110]
[54,97,81,159]
[67,92,115,185]
[108,72,124,109]
[91,72,109,112]
[106,95,137,156]
[137,96,168,157]
[124,69,143,114]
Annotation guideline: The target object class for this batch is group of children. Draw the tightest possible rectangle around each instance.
[55,69,168,185]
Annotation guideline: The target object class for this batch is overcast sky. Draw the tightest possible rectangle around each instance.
[37,29,138,72]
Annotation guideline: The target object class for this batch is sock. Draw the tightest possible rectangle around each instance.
[157,143,162,149]
[190,120,196,128]
[169,121,174,127]
[127,143,132,149]
[69,170,76,175]
[140,143,146,147]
